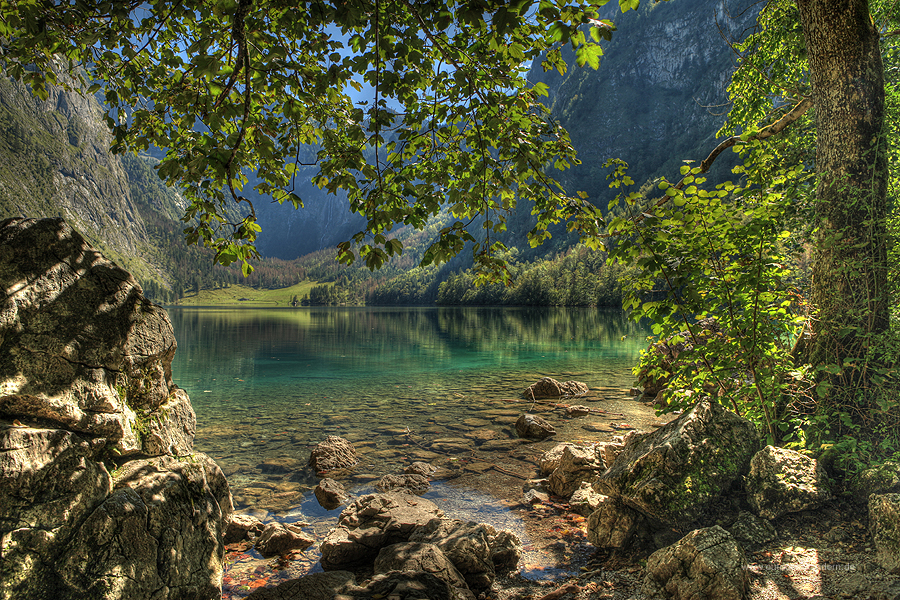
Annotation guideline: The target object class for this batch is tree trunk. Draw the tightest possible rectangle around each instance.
[796,0,889,396]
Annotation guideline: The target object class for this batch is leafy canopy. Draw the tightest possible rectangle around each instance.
[0,0,625,277]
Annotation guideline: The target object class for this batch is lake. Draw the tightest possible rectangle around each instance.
[168,306,659,584]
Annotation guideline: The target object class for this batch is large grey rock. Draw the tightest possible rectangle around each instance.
[745,445,831,520]
[319,492,443,570]
[641,526,747,600]
[315,477,351,510]
[308,435,359,474]
[0,217,188,456]
[2,449,231,600]
[256,522,316,558]
[547,444,604,498]
[523,377,590,399]
[375,473,430,495]
[515,413,556,439]
[869,493,900,573]
[373,543,475,600]
[409,519,521,592]
[245,571,356,600]
[0,221,231,600]
[595,400,760,526]
[586,495,645,548]
[56,454,231,599]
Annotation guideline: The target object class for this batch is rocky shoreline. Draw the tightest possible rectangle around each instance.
[2,217,899,600]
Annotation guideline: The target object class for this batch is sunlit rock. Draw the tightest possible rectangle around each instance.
[515,413,555,439]
[745,445,831,520]
[641,526,747,600]
[522,377,589,399]
[0,218,231,600]
[308,435,360,474]
[320,492,444,570]
[547,444,605,498]
[595,400,759,527]
[0,217,188,456]
[869,493,900,573]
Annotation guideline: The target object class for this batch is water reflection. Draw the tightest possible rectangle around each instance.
[169,307,656,581]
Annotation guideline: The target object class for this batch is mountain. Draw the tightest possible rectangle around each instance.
[0,0,757,300]
[0,72,167,282]
[528,0,755,207]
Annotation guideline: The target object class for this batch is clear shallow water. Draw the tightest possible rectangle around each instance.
[169,306,657,580]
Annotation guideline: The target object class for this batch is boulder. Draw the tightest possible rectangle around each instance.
[1,449,231,600]
[726,511,777,551]
[539,443,579,475]
[0,219,232,600]
[308,435,359,474]
[373,543,475,600]
[224,512,265,544]
[586,495,645,549]
[515,413,556,440]
[315,477,351,510]
[405,461,437,476]
[523,377,590,399]
[409,519,521,592]
[641,526,747,600]
[869,493,900,573]
[569,481,605,517]
[245,571,356,600]
[319,492,443,570]
[375,473,430,495]
[595,400,760,527]
[547,444,605,498]
[255,522,316,558]
[745,445,831,520]
[0,217,188,456]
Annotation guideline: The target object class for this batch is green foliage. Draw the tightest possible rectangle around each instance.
[606,152,812,444]
[435,244,624,306]
[0,0,625,278]
[608,0,900,470]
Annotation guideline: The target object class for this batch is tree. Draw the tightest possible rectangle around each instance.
[0,0,611,278]
[2,0,896,449]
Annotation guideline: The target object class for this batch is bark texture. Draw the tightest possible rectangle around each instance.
[797,0,889,368]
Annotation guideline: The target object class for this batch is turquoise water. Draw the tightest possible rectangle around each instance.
[169,306,657,581]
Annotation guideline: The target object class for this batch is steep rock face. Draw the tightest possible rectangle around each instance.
[0,74,151,264]
[527,0,757,208]
[0,217,232,600]
[252,176,366,260]
[0,217,183,453]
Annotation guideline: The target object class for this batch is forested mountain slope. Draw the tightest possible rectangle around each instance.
[528,0,755,207]
[0,73,165,281]
[0,0,754,298]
